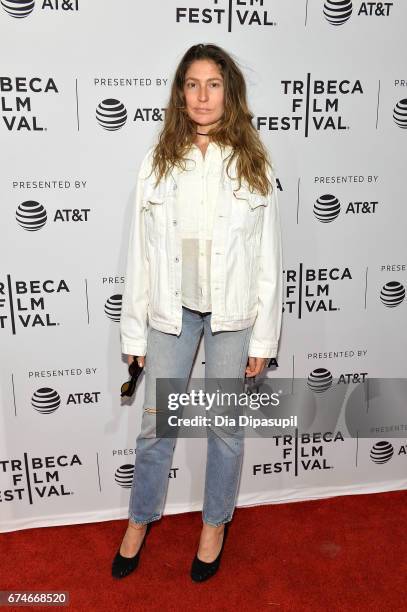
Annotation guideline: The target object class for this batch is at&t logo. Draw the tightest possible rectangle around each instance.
[114,461,178,488]
[379,281,405,307]
[0,0,79,18]
[313,194,379,222]
[16,201,90,230]
[307,368,368,393]
[370,440,407,463]
[323,1,394,25]
[308,368,333,392]
[105,295,122,322]
[370,440,393,463]
[32,388,61,414]
[393,99,407,128]
[114,464,134,488]
[379,265,405,307]
[96,99,165,131]
[31,388,101,414]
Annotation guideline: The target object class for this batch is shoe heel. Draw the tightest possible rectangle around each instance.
[111,521,152,579]
[190,523,229,582]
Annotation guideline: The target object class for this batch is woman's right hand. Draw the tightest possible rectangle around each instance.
[127,355,145,368]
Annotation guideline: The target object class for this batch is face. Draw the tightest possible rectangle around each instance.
[183,59,225,129]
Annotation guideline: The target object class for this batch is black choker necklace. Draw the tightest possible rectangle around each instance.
[196,132,209,136]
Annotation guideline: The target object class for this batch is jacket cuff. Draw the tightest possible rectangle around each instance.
[121,342,147,357]
[248,342,278,359]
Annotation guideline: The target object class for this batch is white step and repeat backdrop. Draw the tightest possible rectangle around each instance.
[1,1,406,532]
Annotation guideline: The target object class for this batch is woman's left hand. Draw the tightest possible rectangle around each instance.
[245,356,268,378]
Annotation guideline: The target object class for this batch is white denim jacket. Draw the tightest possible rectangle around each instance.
[120,145,283,358]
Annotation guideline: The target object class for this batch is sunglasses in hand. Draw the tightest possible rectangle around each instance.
[121,358,144,398]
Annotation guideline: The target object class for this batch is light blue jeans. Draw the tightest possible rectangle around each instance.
[128,305,253,527]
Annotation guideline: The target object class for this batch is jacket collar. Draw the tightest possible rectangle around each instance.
[169,143,234,184]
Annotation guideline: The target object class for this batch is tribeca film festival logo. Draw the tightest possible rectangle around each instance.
[0,0,79,19]
[0,76,59,131]
[95,100,165,131]
[248,376,407,475]
[257,75,364,136]
[0,276,69,334]
[252,435,406,477]
[283,264,352,318]
[0,453,81,504]
[323,0,394,25]
[175,0,276,32]
[31,387,101,414]
[16,200,90,230]
[252,431,344,476]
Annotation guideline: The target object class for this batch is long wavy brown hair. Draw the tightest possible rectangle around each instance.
[150,43,274,196]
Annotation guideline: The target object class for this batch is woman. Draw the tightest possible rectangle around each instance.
[113,43,283,582]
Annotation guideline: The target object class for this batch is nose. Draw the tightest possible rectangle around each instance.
[198,86,209,102]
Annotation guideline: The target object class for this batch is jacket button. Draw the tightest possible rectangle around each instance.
[175,257,179,263]
[172,220,177,225]
[175,291,179,296]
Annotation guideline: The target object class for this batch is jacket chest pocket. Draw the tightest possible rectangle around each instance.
[231,185,269,237]
[141,182,168,244]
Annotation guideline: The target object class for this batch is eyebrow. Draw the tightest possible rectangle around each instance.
[185,76,223,82]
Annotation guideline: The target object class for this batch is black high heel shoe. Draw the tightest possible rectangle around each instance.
[190,523,229,582]
[111,522,152,579]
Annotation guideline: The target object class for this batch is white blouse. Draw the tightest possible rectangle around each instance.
[177,141,228,313]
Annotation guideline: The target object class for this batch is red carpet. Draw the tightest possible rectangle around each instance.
[2,490,406,611]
